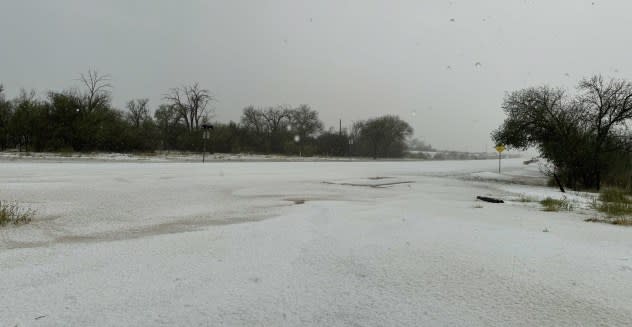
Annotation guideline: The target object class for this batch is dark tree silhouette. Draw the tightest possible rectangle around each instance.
[164,83,212,131]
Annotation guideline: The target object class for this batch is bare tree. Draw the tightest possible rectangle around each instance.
[579,75,632,140]
[262,106,291,134]
[126,98,150,128]
[577,75,632,187]
[79,69,112,113]
[243,106,289,153]
[241,106,266,134]
[164,83,213,131]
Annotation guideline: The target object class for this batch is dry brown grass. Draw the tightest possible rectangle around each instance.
[540,197,573,212]
[0,201,34,226]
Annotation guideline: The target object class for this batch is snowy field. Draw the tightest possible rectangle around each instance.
[1,158,632,326]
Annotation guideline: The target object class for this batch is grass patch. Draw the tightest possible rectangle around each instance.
[598,201,632,216]
[57,146,75,157]
[585,188,632,226]
[134,151,158,157]
[612,217,632,225]
[585,217,632,226]
[599,187,631,204]
[540,197,572,212]
[0,201,35,226]
[596,188,632,216]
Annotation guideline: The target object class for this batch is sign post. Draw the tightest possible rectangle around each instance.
[495,144,506,174]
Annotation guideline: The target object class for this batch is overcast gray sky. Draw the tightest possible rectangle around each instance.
[1,0,630,151]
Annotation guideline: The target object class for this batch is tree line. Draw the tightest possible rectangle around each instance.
[0,71,413,158]
[493,75,632,191]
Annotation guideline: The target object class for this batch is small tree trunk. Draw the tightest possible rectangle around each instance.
[553,173,566,193]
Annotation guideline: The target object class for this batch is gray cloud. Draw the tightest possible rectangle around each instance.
[1,0,629,151]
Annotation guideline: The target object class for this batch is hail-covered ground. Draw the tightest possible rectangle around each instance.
[1,156,631,326]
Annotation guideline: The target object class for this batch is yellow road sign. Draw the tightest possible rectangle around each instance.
[495,145,506,153]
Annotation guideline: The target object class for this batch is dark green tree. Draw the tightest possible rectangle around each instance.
[356,115,413,159]
[493,76,632,190]
[0,85,12,150]
[289,104,323,155]
[8,90,48,151]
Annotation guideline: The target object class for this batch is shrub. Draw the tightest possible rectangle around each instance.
[0,201,34,226]
[540,197,572,212]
